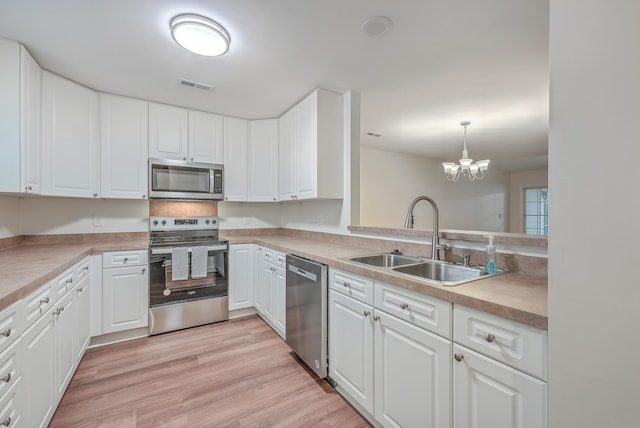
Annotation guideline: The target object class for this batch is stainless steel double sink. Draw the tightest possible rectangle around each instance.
[344,253,506,286]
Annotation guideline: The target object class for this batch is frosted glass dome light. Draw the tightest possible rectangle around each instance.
[170,14,230,56]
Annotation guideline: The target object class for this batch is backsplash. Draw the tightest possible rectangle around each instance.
[149,200,218,217]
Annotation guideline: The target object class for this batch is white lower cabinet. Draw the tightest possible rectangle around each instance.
[256,247,285,338]
[21,306,55,428]
[102,264,149,334]
[228,244,254,311]
[375,310,451,428]
[20,256,92,428]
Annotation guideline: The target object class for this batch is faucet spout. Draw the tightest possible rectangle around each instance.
[403,196,442,260]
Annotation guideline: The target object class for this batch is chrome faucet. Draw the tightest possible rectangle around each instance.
[403,196,447,260]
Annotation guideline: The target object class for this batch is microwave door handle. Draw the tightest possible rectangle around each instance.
[209,169,215,194]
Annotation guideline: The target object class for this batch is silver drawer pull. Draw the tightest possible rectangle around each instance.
[141,268,146,274]
[373,315,380,321]
[1,373,10,383]
[65,278,73,284]
[83,266,89,271]
[485,333,496,343]
[0,329,10,338]
[123,257,129,263]
[342,281,350,288]
[1,416,10,426]
[40,297,50,305]
[399,302,409,310]
[363,311,370,317]
[454,353,464,362]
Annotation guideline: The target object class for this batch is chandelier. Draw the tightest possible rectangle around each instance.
[442,121,490,182]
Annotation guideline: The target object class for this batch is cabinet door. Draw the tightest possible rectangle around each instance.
[253,246,263,314]
[261,262,275,323]
[294,90,318,199]
[374,310,452,428]
[189,110,223,163]
[249,119,279,202]
[54,289,77,402]
[21,308,55,428]
[100,94,149,199]
[149,103,188,160]
[453,344,547,428]
[274,266,286,338]
[228,244,254,311]
[103,266,149,334]
[76,278,91,360]
[20,45,42,194]
[278,108,296,200]
[89,254,103,337]
[42,71,98,198]
[328,290,374,414]
[223,116,249,201]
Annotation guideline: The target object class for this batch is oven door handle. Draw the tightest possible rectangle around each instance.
[151,245,228,255]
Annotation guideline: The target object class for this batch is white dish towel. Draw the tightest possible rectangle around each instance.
[171,247,189,281]
[191,246,209,279]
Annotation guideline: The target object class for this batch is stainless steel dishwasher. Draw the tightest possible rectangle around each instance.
[285,255,328,378]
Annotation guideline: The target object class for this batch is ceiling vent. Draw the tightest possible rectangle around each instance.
[178,78,215,91]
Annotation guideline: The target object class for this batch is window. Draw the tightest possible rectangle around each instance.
[524,187,548,235]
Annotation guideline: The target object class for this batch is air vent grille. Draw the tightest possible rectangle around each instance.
[178,78,215,91]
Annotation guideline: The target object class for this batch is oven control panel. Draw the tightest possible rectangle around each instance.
[149,216,219,231]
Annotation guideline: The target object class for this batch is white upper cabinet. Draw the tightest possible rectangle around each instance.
[148,102,188,160]
[278,89,343,201]
[188,110,223,164]
[223,116,249,201]
[99,94,149,199]
[0,39,41,194]
[42,71,98,198]
[249,119,278,202]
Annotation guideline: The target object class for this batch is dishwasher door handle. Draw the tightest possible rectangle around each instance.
[288,264,318,282]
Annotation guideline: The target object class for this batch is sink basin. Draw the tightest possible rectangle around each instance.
[347,253,424,268]
[392,260,506,286]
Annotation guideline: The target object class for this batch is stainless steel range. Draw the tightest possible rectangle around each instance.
[148,215,228,335]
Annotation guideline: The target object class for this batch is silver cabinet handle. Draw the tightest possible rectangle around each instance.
[40,297,50,305]
[123,257,129,263]
[93,193,98,197]
[0,329,10,338]
[54,308,61,316]
[373,315,380,321]
[65,278,73,284]
[142,194,146,199]
[273,197,276,201]
[363,311,370,317]
[25,185,32,191]
[183,157,187,161]
[1,373,10,383]
[1,416,11,426]
[141,268,146,274]
[342,281,350,288]
[399,302,409,310]
[454,353,464,362]
[191,157,194,161]
[83,266,89,271]
[485,334,496,343]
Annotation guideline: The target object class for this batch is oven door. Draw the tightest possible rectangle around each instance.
[149,244,228,307]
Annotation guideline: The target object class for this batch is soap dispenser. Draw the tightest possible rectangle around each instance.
[484,235,497,274]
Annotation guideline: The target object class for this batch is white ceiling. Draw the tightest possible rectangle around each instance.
[0,0,549,171]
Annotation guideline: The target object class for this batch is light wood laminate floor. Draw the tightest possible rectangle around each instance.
[50,315,371,427]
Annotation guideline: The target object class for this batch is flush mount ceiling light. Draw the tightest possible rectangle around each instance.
[442,121,490,182]
[170,14,230,56]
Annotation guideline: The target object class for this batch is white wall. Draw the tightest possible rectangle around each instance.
[508,168,548,233]
[218,202,282,229]
[360,147,509,231]
[0,196,20,238]
[19,197,148,235]
[548,1,640,427]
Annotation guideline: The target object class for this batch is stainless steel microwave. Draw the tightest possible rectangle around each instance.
[148,158,224,200]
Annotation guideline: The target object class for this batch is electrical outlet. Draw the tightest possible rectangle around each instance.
[93,216,104,227]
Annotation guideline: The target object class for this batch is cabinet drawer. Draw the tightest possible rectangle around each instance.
[103,250,148,268]
[24,282,54,327]
[454,305,547,380]
[0,339,21,401]
[329,268,374,305]
[275,252,286,269]
[375,280,452,339]
[74,256,91,282]
[0,302,22,354]
[262,248,275,264]
[53,265,75,301]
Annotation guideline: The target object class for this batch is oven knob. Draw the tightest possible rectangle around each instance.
[161,220,166,226]
[153,220,158,226]
[212,219,217,225]
[205,220,210,225]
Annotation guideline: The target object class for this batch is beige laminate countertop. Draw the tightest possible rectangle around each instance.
[0,234,547,330]
[0,240,149,312]
[224,234,548,330]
